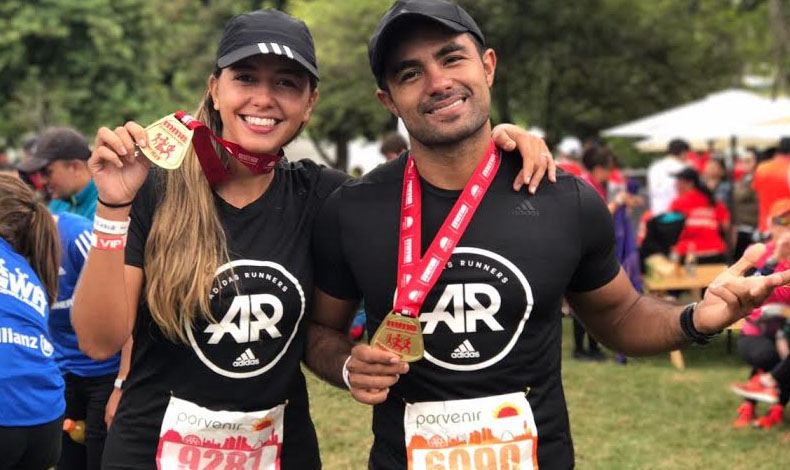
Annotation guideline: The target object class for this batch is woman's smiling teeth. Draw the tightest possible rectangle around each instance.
[244,115,277,127]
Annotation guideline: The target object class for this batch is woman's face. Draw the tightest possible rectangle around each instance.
[769,213,790,240]
[209,54,318,154]
[675,178,693,194]
[703,161,723,182]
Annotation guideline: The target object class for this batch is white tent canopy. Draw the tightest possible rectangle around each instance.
[602,89,790,152]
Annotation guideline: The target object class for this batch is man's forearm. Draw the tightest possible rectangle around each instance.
[581,294,690,356]
[305,321,352,389]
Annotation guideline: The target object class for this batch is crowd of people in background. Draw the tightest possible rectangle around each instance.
[556,133,790,434]
[0,128,119,470]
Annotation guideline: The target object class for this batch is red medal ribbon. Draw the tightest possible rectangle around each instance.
[173,111,283,186]
[394,140,500,318]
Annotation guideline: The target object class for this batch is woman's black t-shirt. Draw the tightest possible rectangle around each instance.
[102,160,348,469]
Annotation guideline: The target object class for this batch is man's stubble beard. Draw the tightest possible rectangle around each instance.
[406,97,491,150]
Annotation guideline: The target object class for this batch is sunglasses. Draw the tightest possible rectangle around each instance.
[39,166,54,177]
[772,216,790,227]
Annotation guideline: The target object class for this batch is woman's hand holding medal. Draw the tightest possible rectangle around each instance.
[90,122,151,207]
[345,344,409,405]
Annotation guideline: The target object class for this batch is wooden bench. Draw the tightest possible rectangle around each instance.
[643,264,728,370]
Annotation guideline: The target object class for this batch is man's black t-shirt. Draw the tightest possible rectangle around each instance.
[313,153,620,470]
[103,160,347,469]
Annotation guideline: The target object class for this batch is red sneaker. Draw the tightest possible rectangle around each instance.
[731,375,779,404]
[754,405,784,429]
[733,402,755,428]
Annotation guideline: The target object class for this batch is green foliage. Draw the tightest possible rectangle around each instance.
[0,0,279,144]
[291,0,393,152]
[460,0,772,153]
[0,0,778,166]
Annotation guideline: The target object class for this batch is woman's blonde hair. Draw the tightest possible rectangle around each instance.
[144,71,232,342]
[0,174,60,303]
[144,66,317,342]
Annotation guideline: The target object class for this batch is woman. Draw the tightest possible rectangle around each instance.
[730,199,790,429]
[0,174,64,470]
[668,167,730,264]
[72,9,554,469]
[702,158,732,207]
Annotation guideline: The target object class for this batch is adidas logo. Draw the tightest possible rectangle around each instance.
[513,199,539,216]
[451,339,480,359]
[232,348,260,367]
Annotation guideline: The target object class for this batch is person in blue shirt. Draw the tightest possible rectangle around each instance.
[51,211,120,470]
[16,127,98,219]
[0,174,65,470]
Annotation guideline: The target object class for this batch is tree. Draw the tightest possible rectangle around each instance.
[459,0,763,149]
[291,0,393,170]
[769,0,790,93]
[0,0,285,144]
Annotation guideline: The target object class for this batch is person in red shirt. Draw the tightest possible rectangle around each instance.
[753,137,790,232]
[685,150,710,174]
[669,167,730,264]
[730,199,790,429]
[555,136,584,177]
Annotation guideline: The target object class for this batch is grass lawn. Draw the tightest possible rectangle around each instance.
[306,317,789,469]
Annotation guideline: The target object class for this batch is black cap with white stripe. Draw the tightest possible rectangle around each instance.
[369,0,485,86]
[216,9,319,81]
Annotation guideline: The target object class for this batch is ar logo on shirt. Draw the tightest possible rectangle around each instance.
[186,259,306,379]
[419,247,533,372]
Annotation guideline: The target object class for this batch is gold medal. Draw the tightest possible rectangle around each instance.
[370,311,424,362]
[138,114,194,170]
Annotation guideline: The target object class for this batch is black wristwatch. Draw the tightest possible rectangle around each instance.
[679,303,720,345]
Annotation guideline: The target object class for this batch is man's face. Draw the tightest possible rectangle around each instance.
[378,29,495,148]
[40,160,80,199]
[591,166,611,185]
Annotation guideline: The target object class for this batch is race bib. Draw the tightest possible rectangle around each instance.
[156,396,284,470]
[405,392,538,470]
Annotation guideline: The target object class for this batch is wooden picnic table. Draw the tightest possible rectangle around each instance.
[643,264,728,370]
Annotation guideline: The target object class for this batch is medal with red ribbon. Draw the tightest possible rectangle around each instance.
[137,111,283,186]
[370,141,501,362]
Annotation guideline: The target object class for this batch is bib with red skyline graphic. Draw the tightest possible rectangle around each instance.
[156,396,284,470]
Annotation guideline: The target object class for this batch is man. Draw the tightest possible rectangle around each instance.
[647,138,689,216]
[17,127,98,218]
[381,131,409,161]
[753,136,790,233]
[555,136,583,177]
[0,163,19,178]
[306,1,790,469]
[50,211,120,470]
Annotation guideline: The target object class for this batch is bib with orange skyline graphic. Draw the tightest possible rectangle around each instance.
[404,392,538,470]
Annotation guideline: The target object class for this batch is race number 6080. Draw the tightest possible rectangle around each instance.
[177,445,263,470]
[416,442,530,470]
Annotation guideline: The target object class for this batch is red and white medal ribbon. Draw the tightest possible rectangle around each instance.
[174,111,283,186]
[393,141,500,317]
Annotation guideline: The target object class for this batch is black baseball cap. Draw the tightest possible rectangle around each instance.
[671,167,700,183]
[16,127,90,173]
[216,9,319,81]
[368,0,485,86]
[778,136,790,154]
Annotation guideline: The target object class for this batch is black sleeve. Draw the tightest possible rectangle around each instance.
[124,170,161,268]
[567,178,621,292]
[312,185,362,300]
[315,166,352,200]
